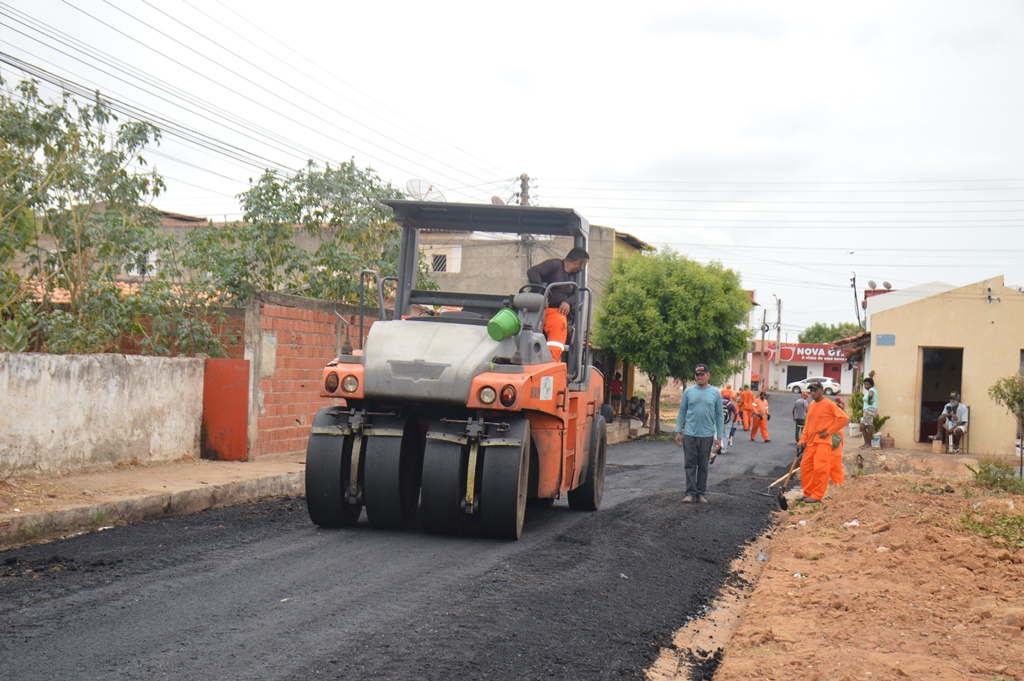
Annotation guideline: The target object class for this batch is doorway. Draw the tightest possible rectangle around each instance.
[918,347,963,442]
[787,365,808,385]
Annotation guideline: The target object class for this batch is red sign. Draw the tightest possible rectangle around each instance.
[765,343,845,363]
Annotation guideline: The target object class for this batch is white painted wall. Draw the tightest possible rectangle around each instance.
[0,353,204,475]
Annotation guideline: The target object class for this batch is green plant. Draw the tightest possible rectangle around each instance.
[849,391,864,422]
[989,372,1024,476]
[873,414,891,433]
[961,510,1024,548]
[965,459,1024,495]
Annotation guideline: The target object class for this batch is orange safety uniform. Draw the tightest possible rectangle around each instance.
[798,397,849,501]
[737,388,755,430]
[750,397,770,442]
[720,386,735,402]
[542,308,568,362]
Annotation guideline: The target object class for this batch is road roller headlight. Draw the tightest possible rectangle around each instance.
[500,385,517,407]
[341,375,359,393]
[324,372,340,393]
[479,386,497,404]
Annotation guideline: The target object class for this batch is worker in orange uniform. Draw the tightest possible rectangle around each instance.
[720,383,735,402]
[526,247,589,362]
[750,390,771,442]
[737,384,755,431]
[796,381,850,503]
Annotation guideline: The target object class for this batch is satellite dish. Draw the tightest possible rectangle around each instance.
[867,280,877,289]
[405,179,446,201]
[491,196,505,205]
[883,281,892,290]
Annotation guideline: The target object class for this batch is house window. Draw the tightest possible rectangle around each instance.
[127,251,159,277]
[432,254,448,273]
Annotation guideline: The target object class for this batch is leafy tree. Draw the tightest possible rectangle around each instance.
[186,159,428,306]
[0,77,224,356]
[798,321,862,344]
[595,249,752,433]
[989,372,1024,476]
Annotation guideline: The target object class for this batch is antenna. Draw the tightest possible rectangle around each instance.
[882,281,892,290]
[867,280,877,289]
[405,179,446,201]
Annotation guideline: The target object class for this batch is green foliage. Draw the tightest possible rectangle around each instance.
[595,249,751,382]
[798,321,861,344]
[965,459,1024,493]
[873,414,890,433]
[180,159,423,306]
[961,508,1024,549]
[989,372,1024,434]
[849,391,864,421]
[0,77,224,356]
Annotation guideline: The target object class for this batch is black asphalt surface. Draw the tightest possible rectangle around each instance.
[0,393,807,681]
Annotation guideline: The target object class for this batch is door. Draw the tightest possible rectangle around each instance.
[787,366,808,385]
[918,347,963,442]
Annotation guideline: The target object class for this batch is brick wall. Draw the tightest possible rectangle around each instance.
[246,292,379,458]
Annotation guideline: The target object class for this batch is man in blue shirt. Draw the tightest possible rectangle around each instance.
[675,363,724,504]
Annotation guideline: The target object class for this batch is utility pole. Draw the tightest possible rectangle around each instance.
[758,308,768,392]
[774,297,782,390]
[851,272,863,329]
[518,174,534,269]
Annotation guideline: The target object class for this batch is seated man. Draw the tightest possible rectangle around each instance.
[930,392,969,453]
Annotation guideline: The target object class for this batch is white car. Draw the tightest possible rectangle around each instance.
[787,377,842,395]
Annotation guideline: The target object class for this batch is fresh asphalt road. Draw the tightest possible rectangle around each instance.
[0,393,808,681]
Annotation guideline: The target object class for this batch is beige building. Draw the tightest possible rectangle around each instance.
[866,275,1024,456]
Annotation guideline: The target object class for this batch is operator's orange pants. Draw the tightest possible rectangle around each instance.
[800,440,845,501]
[750,416,769,442]
[543,308,568,362]
[739,408,753,430]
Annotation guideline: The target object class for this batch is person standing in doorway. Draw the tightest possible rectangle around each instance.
[797,382,850,503]
[750,390,771,442]
[793,391,808,443]
[609,372,623,417]
[526,247,589,362]
[737,384,755,431]
[860,376,878,449]
[674,363,724,504]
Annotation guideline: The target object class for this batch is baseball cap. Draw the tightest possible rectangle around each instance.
[807,381,824,391]
[694,363,709,374]
[950,392,960,401]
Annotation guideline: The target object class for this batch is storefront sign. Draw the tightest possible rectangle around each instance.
[766,344,845,363]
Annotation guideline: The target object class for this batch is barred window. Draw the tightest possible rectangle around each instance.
[432,254,447,272]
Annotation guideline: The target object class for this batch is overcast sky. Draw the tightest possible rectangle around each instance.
[2,0,1023,338]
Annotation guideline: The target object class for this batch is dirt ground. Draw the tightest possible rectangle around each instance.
[650,470,1024,681]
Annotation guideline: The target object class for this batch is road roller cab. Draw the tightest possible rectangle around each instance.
[305,200,611,539]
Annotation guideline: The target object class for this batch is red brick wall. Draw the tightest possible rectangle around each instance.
[250,293,376,458]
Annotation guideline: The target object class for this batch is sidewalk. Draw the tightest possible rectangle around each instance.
[0,453,306,550]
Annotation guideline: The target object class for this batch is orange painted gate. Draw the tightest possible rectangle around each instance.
[201,358,250,461]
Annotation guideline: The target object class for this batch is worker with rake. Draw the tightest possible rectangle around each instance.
[795,381,849,503]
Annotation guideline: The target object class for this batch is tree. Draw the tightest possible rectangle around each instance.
[988,372,1024,476]
[0,78,224,356]
[798,321,862,344]
[594,249,752,433]
[185,159,427,306]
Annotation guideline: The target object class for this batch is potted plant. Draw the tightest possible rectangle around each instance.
[872,413,890,448]
[848,392,864,437]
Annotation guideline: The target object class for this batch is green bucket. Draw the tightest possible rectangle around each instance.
[487,308,521,341]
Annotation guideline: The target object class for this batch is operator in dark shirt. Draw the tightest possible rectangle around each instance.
[526,247,589,362]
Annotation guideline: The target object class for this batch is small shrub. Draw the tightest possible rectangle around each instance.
[965,459,1024,495]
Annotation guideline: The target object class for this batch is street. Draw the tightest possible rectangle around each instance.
[0,394,805,681]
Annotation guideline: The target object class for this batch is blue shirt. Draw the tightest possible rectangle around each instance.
[676,384,725,439]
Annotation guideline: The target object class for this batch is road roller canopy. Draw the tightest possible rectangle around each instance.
[383,200,589,240]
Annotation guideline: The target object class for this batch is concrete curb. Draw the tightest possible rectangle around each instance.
[0,471,304,548]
